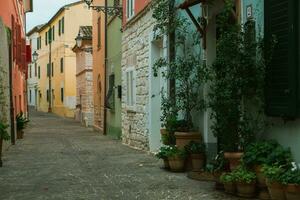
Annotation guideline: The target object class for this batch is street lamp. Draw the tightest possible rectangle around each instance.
[75,33,83,48]
[32,51,38,62]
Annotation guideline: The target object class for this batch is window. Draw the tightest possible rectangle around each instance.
[37,36,41,49]
[47,63,50,77]
[126,0,134,19]
[61,88,64,102]
[106,74,115,109]
[62,17,64,34]
[265,0,298,117]
[97,17,101,49]
[38,66,40,79]
[34,63,37,77]
[29,90,32,103]
[60,58,64,73]
[59,20,61,35]
[52,26,55,41]
[125,68,136,110]
[46,90,49,102]
[45,32,48,45]
[29,64,32,78]
[51,62,54,77]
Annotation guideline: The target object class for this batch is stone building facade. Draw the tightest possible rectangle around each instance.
[121,5,156,151]
[73,26,94,127]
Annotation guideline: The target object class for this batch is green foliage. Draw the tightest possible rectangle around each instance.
[232,166,256,184]
[155,146,172,159]
[16,112,29,131]
[185,141,206,154]
[242,140,293,170]
[0,122,10,141]
[220,172,235,183]
[262,165,285,183]
[206,151,228,173]
[165,146,186,159]
[281,169,300,185]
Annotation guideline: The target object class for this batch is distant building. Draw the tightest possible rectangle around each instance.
[35,1,92,118]
[72,26,94,127]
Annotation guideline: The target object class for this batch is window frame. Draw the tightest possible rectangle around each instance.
[126,0,135,20]
[125,67,136,111]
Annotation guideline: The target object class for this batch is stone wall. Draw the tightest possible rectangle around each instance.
[121,9,155,151]
[0,19,12,150]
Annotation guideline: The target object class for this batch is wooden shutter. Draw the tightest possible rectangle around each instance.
[62,17,64,34]
[265,0,298,118]
[11,15,17,61]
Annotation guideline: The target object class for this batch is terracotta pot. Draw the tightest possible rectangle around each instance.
[213,172,224,190]
[163,158,170,169]
[254,165,268,187]
[266,180,286,200]
[168,156,185,172]
[236,181,257,198]
[285,184,300,200]
[259,190,271,200]
[17,130,24,139]
[185,154,193,171]
[191,153,205,172]
[224,152,243,171]
[174,131,201,149]
[223,182,236,195]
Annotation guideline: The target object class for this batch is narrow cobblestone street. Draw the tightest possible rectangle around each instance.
[0,110,237,200]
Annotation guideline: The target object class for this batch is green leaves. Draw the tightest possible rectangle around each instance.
[16,112,29,131]
[185,141,206,154]
[231,166,257,184]
[0,122,10,141]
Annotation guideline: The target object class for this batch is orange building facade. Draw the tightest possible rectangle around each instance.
[0,0,32,142]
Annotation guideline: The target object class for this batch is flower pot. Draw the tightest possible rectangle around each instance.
[254,165,267,187]
[236,181,256,198]
[174,131,201,149]
[17,130,24,139]
[224,152,243,171]
[285,184,300,200]
[163,158,170,169]
[223,182,236,195]
[213,172,224,190]
[191,153,205,172]
[266,180,286,200]
[168,156,185,172]
[160,129,170,145]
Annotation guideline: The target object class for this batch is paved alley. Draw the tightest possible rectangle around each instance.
[0,111,237,200]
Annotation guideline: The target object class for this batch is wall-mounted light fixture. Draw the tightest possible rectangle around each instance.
[83,0,122,19]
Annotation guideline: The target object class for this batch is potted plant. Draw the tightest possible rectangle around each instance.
[16,112,28,139]
[155,146,172,169]
[185,141,206,172]
[220,172,236,195]
[0,122,10,167]
[263,165,286,200]
[281,166,300,200]
[166,146,186,172]
[233,166,257,198]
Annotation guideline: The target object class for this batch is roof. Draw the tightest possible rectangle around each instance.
[38,1,83,32]
[78,26,92,40]
[26,24,45,36]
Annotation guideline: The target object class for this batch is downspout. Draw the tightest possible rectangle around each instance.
[103,0,108,135]
[9,30,15,145]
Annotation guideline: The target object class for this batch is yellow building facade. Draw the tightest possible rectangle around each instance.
[36,1,92,117]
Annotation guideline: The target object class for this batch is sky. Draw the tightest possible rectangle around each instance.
[26,0,80,32]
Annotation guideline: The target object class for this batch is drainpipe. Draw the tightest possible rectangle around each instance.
[48,26,52,113]
[103,0,108,135]
[9,36,15,145]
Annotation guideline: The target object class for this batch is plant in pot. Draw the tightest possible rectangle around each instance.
[166,146,186,172]
[220,172,236,195]
[155,146,172,169]
[281,165,300,200]
[232,166,257,198]
[185,141,206,172]
[16,112,28,139]
[0,122,10,167]
[262,165,287,200]
[208,2,275,172]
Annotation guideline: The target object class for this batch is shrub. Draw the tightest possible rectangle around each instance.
[185,141,206,154]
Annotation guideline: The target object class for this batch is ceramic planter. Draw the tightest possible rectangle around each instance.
[191,153,205,172]
[285,184,300,200]
[266,180,286,200]
[213,172,224,190]
[223,182,236,195]
[168,156,185,172]
[236,181,256,198]
[17,130,24,139]
[224,152,243,171]
[174,131,201,149]
[254,165,267,187]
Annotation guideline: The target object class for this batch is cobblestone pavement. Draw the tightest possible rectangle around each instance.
[0,110,243,200]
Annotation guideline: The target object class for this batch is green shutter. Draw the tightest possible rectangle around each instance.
[45,32,48,45]
[47,63,50,77]
[265,0,298,118]
[62,17,64,34]
[59,20,61,35]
